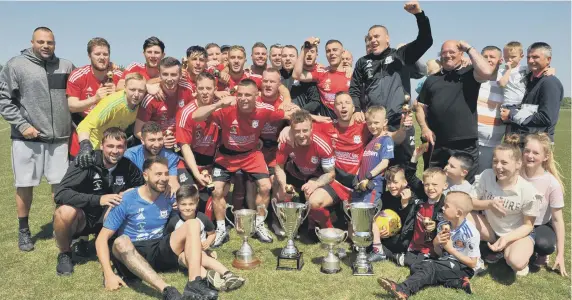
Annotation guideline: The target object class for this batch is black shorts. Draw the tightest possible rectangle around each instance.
[177,168,194,185]
[268,166,275,177]
[285,170,340,204]
[73,206,108,238]
[212,163,269,182]
[113,235,179,279]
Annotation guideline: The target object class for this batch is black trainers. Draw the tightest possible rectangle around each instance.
[162,286,183,300]
[18,228,34,252]
[183,276,218,300]
[71,238,90,257]
[56,252,74,276]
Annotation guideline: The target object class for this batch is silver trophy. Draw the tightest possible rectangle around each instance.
[225,204,268,269]
[343,202,380,276]
[272,199,310,270]
[316,227,348,274]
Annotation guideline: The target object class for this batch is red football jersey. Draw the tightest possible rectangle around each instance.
[313,121,371,175]
[276,132,335,180]
[66,65,123,116]
[176,101,220,158]
[310,67,351,111]
[123,62,153,80]
[258,95,286,142]
[210,102,285,152]
[217,71,262,93]
[137,81,195,132]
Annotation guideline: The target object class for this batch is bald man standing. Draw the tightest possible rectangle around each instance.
[415,40,494,183]
[0,27,75,251]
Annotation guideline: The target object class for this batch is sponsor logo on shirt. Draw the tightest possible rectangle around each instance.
[363,150,378,157]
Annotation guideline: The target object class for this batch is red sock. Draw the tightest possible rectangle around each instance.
[309,207,333,229]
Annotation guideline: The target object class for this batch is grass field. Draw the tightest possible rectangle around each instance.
[0,111,570,300]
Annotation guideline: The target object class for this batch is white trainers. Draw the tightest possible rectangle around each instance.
[255,222,273,243]
[516,265,529,276]
[474,258,486,275]
[212,227,229,248]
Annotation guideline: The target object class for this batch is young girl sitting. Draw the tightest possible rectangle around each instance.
[468,134,542,276]
[521,133,567,276]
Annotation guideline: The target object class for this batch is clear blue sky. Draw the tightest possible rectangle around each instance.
[0,1,570,97]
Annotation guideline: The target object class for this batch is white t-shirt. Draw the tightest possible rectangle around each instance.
[521,171,564,226]
[498,65,528,107]
[470,169,541,236]
[174,212,215,242]
[445,179,473,195]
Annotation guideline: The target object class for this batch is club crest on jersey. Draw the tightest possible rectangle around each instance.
[179,173,188,183]
[114,176,124,186]
[179,99,185,108]
[195,129,202,141]
[311,156,318,164]
[293,80,300,86]
[353,135,361,144]
[160,210,169,219]
[252,120,259,128]
[323,79,331,92]
[455,240,465,248]
[230,125,238,134]
[374,143,381,151]
[384,56,394,64]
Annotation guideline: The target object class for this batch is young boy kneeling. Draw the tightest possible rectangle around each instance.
[378,191,481,299]
[166,184,245,292]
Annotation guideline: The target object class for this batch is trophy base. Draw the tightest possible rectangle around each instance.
[232,257,261,270]
[320,265,342,274]
[276,252,304,271]
[351,263,374,276]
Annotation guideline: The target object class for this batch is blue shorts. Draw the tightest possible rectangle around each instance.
[351,181,384,207]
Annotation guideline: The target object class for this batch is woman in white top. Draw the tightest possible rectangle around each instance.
[521,133,567,276]
[468,135,541,276]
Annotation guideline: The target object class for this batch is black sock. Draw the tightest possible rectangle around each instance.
[18,217,29,230]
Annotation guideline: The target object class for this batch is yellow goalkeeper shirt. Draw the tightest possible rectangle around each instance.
[76,91,138,149]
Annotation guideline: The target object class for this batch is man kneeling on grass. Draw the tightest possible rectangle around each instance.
[95,156,218,300]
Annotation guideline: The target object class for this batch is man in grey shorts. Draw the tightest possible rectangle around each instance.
[0,26,75,252]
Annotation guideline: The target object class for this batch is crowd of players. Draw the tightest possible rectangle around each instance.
[0,1,567,299]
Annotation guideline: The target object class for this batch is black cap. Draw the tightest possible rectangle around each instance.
[221,45,231,51]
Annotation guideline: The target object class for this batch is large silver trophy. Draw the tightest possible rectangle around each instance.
[225,204,268,270]
[272,199,309,270]
[316,227,348,274]
[343,202,380,276]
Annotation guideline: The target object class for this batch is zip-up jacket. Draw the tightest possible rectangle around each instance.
[54,150,145,217]
[349,11,433,129]
[0,48,74,143]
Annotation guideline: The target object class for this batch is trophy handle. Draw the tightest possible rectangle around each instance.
[301,201,311,222]
[224,204,235,228]
[315,227,320,237]
[341,231,349,243]
[343,202,351,220]
[256,204,268,225]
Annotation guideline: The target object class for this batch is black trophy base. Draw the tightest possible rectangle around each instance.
[276,252,304,271]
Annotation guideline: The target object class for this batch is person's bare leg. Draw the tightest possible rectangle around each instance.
[170,219,203,280]
[53,205,85,252]
[255,178,272,217]
[112,235,168,292]
[213,182,230,222]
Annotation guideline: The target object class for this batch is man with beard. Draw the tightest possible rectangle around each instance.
[67,37,123,159]
[134,57,194,151]
[53,127,144,276]
[280,92,410,231]
[192,79,297,247]
[217,45,262,93]
[281,44,322,115]
[176,73,221,218]
[96,156,218,300]
[124,122,180,196]
[249,42,268,76]
[293,38,351,120]
[349,1,433,179]
[75,73,147,169]
[0,27,75,252]
[269,44,283,69]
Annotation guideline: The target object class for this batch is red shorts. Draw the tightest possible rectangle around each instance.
[261,146,277,168]
[329,180,352,203]
[213,151,269,182]
[69,129,80,157]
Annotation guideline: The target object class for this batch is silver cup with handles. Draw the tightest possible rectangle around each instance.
[316,227,348,274]
[343,202,380,276]
[225,204,268,269]
[272,199,309,270]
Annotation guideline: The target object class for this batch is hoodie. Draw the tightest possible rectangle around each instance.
[0,48,74,143]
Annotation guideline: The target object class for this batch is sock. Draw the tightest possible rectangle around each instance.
[18,217,29,230]
[256,215,265,226]
[217,220,226,230]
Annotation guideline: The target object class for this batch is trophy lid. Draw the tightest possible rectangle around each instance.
[350,202,376,209]
[234,209,257,216]
[318,228,345,239]
[276,202,305,209]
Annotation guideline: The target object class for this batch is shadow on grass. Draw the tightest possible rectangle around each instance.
[373,292,401,299]
[486,261,516,285]
[32,221,54,241]
[126,280,163,298]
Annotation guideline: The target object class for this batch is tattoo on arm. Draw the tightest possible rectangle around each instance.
[315,166,335,187]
